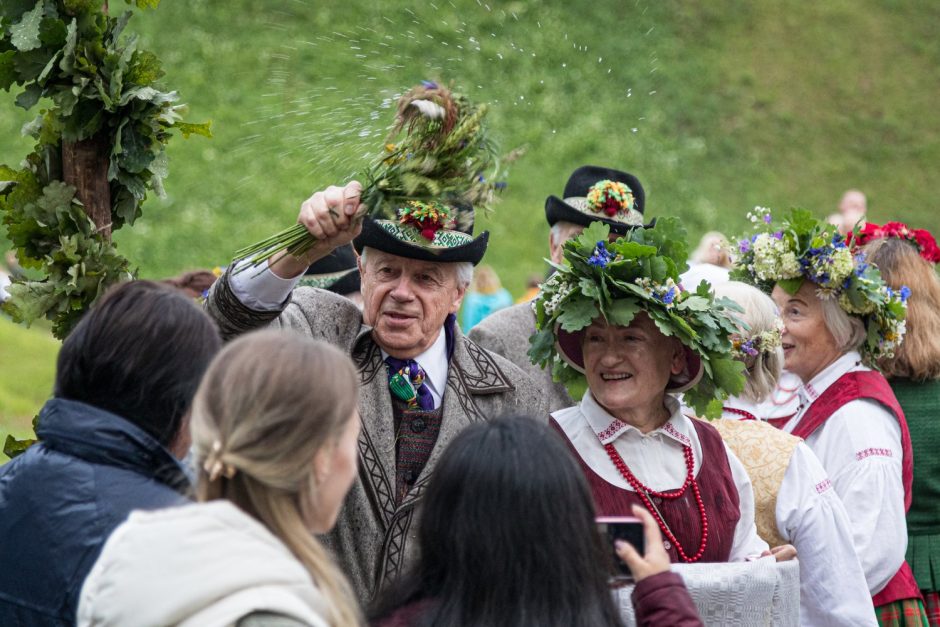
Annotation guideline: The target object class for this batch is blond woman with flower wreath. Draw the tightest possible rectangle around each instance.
[732,208,927,626]
[78,331,364,627]
[712,280,876,626]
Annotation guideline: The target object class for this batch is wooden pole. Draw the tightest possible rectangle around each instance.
[62,135,112,240]
[58,3,112,240]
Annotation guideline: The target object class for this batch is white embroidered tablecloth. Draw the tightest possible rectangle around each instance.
[615,559,800,626]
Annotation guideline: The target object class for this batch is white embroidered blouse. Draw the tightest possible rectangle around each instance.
[552,392,769,562]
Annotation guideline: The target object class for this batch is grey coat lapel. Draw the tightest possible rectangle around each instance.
[351,328,398,530]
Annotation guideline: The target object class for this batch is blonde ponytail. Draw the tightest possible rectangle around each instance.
[191,330,362,626]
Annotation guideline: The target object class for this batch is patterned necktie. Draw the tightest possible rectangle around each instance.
[384,357,435,411]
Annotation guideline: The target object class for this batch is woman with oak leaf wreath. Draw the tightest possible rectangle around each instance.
[529,205,786,566]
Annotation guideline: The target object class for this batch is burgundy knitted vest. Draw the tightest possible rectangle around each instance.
[551,417,740,563]
[392,398,444,504]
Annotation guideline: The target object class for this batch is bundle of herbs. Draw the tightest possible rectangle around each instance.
[233,81,515,269]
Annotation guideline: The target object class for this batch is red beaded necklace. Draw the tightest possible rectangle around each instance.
[603,441,709,563]
[722,406,757,421]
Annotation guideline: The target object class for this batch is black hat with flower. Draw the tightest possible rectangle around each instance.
[353,199,488,265]
[730,207,909,364]
[528,218,746,417]
[545,165,651,234]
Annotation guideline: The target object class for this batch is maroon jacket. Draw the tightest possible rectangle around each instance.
[632,571,703,627]
[374,571,702,626]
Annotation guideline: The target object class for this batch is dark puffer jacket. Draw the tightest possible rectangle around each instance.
[0,398,190,626]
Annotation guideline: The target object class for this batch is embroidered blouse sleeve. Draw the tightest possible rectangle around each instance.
[776,443,876,626]
[723,443,771,561]
[826,399,906,595]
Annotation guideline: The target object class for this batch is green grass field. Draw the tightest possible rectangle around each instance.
[1,0,939,447]
[0,317,57,462]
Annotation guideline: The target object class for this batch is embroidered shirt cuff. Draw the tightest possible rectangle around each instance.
[229,259,300,311]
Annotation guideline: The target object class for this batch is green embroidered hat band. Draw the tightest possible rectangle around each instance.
[354,199,488,265]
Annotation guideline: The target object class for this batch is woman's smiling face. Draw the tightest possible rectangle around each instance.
[581,313,684,424]
[771,281,843,383]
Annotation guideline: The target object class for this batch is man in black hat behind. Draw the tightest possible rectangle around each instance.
[206,180,543,602]
[299,243,363,307]
[470,165,651,412]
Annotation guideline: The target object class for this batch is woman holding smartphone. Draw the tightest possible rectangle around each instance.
[370,417,701,627]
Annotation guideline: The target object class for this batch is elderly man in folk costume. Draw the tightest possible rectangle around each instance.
[470,165,650,413]
[206,183,544,602]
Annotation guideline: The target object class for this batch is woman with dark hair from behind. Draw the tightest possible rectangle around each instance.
[0,280,222,626]
[370,417,701,627]
[863,225,940,626]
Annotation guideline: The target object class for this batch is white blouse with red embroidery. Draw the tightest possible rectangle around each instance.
[722,397,877,626]
[781,351,907,597]
[552,393,769,562]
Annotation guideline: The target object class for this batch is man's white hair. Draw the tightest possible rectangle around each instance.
[359,247,473,288]
[550,221,584,245]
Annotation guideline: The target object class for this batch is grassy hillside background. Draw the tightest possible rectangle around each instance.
[2,0,939,451]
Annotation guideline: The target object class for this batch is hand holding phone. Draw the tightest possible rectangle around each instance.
[614,505,672,583]
[597,515,645,583]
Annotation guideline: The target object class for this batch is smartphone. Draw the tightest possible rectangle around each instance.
[596,516,645,582]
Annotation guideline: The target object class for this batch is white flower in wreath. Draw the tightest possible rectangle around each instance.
[827,247,856,285]
[408,99,446,120]
[749,233,801,281]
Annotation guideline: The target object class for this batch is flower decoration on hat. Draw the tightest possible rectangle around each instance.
[850,221,940,264]
[586,180,636,218]
[398,200,455,241]
[731,207,909,364]
[528,218,746,418]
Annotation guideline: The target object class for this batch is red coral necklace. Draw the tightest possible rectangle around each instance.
[722,406,757,421]
[603,442,709,563]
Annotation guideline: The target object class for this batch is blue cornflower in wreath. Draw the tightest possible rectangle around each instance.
[587,241,614,267]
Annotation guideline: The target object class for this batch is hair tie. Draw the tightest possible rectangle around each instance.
[203,440,237,482]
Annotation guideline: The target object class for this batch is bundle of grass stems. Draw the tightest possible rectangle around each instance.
[233,80,516,270]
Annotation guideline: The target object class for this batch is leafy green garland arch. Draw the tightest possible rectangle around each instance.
[0,0,209,339]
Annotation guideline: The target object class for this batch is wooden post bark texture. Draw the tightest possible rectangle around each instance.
[62,135,112,240]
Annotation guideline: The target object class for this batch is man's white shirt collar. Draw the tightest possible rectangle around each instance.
[381,327,449,408]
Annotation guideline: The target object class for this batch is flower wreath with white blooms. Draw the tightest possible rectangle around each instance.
[731,207,909,364]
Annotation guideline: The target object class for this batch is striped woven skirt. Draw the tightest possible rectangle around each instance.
[876,597,930,627]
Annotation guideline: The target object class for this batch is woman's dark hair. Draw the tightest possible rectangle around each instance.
[370,416,624,627]
[54,280,222,447]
